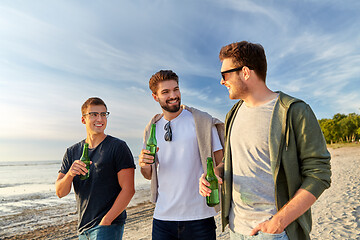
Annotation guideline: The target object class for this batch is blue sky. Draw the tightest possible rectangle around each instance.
[1,0,359,162]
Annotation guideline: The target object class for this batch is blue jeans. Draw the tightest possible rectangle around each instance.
[152,217,216,240]
[230,229,289,240]
[79,224,124,240]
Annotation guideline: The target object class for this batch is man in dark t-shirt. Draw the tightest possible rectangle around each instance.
[56,97,136,240]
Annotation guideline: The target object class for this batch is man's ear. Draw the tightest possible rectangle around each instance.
[81,116,86,124]
[152,93,159,102]
[243,66,251,81]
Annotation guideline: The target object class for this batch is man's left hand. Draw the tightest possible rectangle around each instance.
[99,217,112,226]
[250,218,284,236]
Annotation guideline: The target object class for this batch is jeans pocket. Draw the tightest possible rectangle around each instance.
[91,224,123,240]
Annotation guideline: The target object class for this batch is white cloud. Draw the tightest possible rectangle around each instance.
[1,0,360,161]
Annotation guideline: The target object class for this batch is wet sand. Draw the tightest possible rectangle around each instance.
[2,146,360,239]
[2,201,229,240]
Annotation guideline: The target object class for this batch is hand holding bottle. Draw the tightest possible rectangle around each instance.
[200,157,220,206]
[139,148,159,167]
[199,172,223,197]
[145,124,157,163]
[68,160,92,178]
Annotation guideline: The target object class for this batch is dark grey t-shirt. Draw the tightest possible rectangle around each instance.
[60,135,135,234]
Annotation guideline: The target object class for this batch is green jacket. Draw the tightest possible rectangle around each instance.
[221,92,331,239]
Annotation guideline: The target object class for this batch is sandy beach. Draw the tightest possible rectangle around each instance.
[2,146,360,239]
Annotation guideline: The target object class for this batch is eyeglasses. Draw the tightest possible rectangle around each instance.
[221,66,253,81]
[83,112,110,118]
[164,121,172,141]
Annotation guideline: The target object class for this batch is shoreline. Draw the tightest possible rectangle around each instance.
[2,201,229,240]
[0,184,152,239]
[2,201,155,240]
[2,146,360,239]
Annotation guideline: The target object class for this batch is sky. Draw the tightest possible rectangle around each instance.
[0,0,359,162]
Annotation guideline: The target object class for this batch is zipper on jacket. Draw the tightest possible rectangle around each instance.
[274,106,289,210]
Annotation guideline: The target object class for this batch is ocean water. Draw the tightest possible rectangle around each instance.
[0,158,150,218]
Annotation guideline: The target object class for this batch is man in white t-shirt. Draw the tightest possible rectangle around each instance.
[139,70,224,240]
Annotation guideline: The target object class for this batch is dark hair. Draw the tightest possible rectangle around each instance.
[149,70,179,94]
[81,97,107,115]
[219,41,267,81]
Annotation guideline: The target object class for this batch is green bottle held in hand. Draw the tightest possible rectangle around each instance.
[80,143,90,180]
[146,124,157,164]
[206,157,219,207]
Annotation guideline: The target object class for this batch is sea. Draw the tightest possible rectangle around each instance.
[0,158,150,237]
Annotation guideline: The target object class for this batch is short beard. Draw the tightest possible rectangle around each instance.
[230,78,249,100]
[160,98,181,113]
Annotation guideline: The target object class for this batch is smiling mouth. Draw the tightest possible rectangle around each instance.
[167,98,179,104]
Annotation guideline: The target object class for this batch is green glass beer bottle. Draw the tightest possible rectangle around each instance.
[146,124,157,164]
[80,143,90,180]
[206,157,219,207]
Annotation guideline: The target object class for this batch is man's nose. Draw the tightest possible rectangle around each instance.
[169,91,177,98]
[220,78,225,85]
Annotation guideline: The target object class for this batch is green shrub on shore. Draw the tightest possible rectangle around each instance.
[319,113,360,144]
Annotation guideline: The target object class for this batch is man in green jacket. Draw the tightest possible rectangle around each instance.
[199,41,331,239]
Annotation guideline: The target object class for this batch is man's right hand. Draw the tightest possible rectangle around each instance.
[56,160,91,198]
[138,149,155,168]
[68,160,90,177]
[199,173,223,197]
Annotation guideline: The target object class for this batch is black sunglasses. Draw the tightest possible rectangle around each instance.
[164,121,172,141]
[221,66,253,81]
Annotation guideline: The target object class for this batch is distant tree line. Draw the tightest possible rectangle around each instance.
[319,113,360,144]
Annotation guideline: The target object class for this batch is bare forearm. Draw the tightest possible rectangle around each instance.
[102,188,135,224]
[251,188,317,235]
[273,189,316,228]
[214,149,224,166]
[140,167,152,180]
[55,173,73,198]
[101,168,135,225]
[269,189,316,232]
[56,160,90,198]
[215,162,224,179]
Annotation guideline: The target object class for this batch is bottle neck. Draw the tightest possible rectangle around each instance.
[207,158,215,175]
[82,143,89,157]
[150,124,156,137]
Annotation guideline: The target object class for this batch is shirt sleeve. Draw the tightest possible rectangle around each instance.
[59,148,72,174]
[115,141,136,173]
[211,125,223,152]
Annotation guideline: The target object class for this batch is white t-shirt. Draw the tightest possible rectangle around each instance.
[153,109,222,221]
